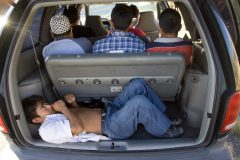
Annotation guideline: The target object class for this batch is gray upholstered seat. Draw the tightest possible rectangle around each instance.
[45,53,186,101]
[85,16,108,37]
[136,11,160,41]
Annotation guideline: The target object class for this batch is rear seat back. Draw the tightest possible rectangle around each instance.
[45,53,186,101]
[146,41,193,65]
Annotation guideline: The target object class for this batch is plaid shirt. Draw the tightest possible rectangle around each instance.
[93,31,145,53]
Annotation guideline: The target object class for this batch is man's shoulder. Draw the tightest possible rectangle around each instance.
[44,114,67,121]
[39,114,69,131]
[129,28,146,36]
[94,37,111,45]
[130,36,145,45]
[75,37,89,41]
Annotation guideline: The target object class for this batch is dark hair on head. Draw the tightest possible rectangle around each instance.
[22,95,43,123]
[63,6,79,24]
[111,3,133,31]
[158,8,181,34]
[129,4,139,18]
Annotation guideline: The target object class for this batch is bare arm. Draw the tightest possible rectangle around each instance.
[52,100,84,135]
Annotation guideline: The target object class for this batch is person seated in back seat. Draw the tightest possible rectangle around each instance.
[128,5,150,43]
[22,78,183,144]
[63,6,96,38]
[93,4,145,53]
[146,9,193,65]
[128,5,146,37]
[43,15,92,58]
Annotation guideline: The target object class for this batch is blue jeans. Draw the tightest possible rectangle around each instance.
[102,78,171,139]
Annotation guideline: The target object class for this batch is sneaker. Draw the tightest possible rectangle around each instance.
[160,126,184,138]
[172,118,182,126]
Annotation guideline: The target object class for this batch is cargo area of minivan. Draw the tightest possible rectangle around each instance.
[7,0,217,150]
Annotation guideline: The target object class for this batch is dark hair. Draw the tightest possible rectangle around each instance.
[22,95,43,123]
[111,4,133,31]
[129,4,139,18]
[63,6,79,24]
[158,8,181,34]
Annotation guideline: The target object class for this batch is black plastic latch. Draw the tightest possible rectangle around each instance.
[111,142,115,149]
[15,115,21,120]
[207,113,212,118]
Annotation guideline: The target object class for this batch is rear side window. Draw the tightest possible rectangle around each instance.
[22,8,44,51]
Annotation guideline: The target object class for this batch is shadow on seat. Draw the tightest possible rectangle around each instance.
[85,16,109,37]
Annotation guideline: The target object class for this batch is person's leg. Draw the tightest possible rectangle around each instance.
[111,78,166,112]
[104,95,171,139]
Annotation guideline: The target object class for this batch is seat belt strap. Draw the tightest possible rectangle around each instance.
[29,31,47,101]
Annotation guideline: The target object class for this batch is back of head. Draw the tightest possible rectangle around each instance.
[129,4,139,18]
[22,95,43,123]
[63,6,79,24]
[111,4,133,31]
[158,8,181,34]
[50,15,71,38]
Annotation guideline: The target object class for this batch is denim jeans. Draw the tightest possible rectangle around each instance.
[102,78,171,139]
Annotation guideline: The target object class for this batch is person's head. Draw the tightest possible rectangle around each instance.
[111,3,133,31]
[50,15,72,38]
[129,4,139,28]
[22,96,55,124]
[129,4,139,18]
[158,8,182,37]
[63,6,79,24]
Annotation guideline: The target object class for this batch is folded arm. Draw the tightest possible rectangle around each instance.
[53,100,84,135]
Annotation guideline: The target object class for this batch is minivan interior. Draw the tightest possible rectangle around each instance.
[9,0,217,151]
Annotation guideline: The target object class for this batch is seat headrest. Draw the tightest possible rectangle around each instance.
[136,11,160,41]
[136,11,160,32]
[85,16,108,37]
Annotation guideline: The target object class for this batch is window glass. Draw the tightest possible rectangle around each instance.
[22,8,44,51]
[80,4,86,25]
[89,2,158,19]
[55,5,85,25]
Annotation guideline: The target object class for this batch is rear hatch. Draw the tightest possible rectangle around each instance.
[0,0,239,153]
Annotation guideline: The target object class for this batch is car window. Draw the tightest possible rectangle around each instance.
[22,8,44,52]
[55,5,86,25]
[89,2,158,19]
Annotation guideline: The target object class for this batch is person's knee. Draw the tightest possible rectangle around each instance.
[129,78,145,88]
[130,95,150,109]
[131,95,146,101]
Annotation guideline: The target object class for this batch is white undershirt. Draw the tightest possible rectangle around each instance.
[154,37,183,43]
[39,114,110,144]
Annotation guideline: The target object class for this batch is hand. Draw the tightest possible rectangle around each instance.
[64,93,76,104]
[52,100,67,112]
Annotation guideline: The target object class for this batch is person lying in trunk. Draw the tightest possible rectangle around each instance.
[22,78,183,144]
